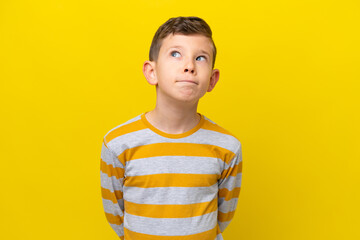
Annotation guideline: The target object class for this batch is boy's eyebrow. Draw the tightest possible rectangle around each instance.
[167,45,211,57]
[198,49,211,57]
[168,45,183,50]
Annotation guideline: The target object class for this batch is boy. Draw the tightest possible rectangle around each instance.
[100,16,242,240]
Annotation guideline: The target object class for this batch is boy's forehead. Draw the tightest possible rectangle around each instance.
[160,33,213,54]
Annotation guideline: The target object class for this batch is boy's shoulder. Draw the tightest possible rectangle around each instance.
[102,113,143,146]
[202,115,240,140]
[201,115,242,150]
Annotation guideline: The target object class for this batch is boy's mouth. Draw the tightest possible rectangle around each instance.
[177,80,198,85]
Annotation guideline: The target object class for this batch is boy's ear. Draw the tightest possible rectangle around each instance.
[143,60,158,86]
[207,69,220,92]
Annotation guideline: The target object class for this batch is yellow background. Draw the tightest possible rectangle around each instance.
[1,0,359,239]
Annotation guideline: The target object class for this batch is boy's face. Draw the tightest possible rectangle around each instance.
[143,33,219,105]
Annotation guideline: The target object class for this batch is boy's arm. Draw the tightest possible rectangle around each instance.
[217,144,242,233]
[100,138,125,240]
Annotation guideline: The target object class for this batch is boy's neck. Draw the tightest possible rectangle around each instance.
[145,105,201,135]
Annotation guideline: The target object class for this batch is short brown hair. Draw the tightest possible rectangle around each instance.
[149,16,217,69]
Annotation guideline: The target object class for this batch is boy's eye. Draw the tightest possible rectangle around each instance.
[171,51,181,57]
[170,51,207,61]
[196,56,207,61]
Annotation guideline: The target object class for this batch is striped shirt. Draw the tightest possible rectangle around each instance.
[100,111,242,240]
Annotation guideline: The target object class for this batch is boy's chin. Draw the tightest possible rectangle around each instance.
[160,94,201,105]
[173,95,203,105]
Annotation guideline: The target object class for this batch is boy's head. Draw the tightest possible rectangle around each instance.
[149,16,217,69]
[143,16,220,105]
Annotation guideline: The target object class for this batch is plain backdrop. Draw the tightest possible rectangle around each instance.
[0,0,359,239]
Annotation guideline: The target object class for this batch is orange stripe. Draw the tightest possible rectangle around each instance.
[218,210,236,222]
[119,142,236,165]
[218,187,241,201]
[123,197,218,218]
[124,173,218,188]
[101,187,123,204]
[100,158,124,179]
[104,212,123,225]
[124,224,217,240]
[236,161,243,174]
[219,161,242,181]
[105,119,146,144]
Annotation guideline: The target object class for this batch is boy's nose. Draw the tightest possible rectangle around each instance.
[184,68,195,73]
[184,58,195,74]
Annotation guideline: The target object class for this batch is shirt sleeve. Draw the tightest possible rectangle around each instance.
[100,138,125,239]
[217,143,242,233]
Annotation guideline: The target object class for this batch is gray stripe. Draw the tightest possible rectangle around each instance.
[223,158,241,171]
[218,220,231,232]
[216,233,224,240]
[218,198,239,213]
[102,198,124,217]
[126,156,223,176]
[109,223,124,238]
[218,173,242,191]
[100,171,123,191]
[123,183,218,204]
[101,142,124,168]
[124,210,218,236]
[223,151,241,171]
[195,126,239,155]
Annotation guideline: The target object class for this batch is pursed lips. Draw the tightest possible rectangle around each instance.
[177,80,198,85]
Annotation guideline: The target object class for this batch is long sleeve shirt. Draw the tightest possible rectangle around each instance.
[100,111,243,240]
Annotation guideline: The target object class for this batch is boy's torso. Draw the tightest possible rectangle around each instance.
[103,112,240,239]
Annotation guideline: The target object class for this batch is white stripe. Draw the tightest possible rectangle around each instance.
[102,198,124,217]
[101,142,124,168]
[218,220,231,232]
[109,223,124,237]
[218,173,242,191]
[126,156,222,176]
[216,233,224,240]
[223,158,241,171]
[124,183,218,204]
[100,171,123,191]
[218,198,239,213]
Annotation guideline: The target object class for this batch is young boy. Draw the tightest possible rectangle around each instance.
[100,16,242,240]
